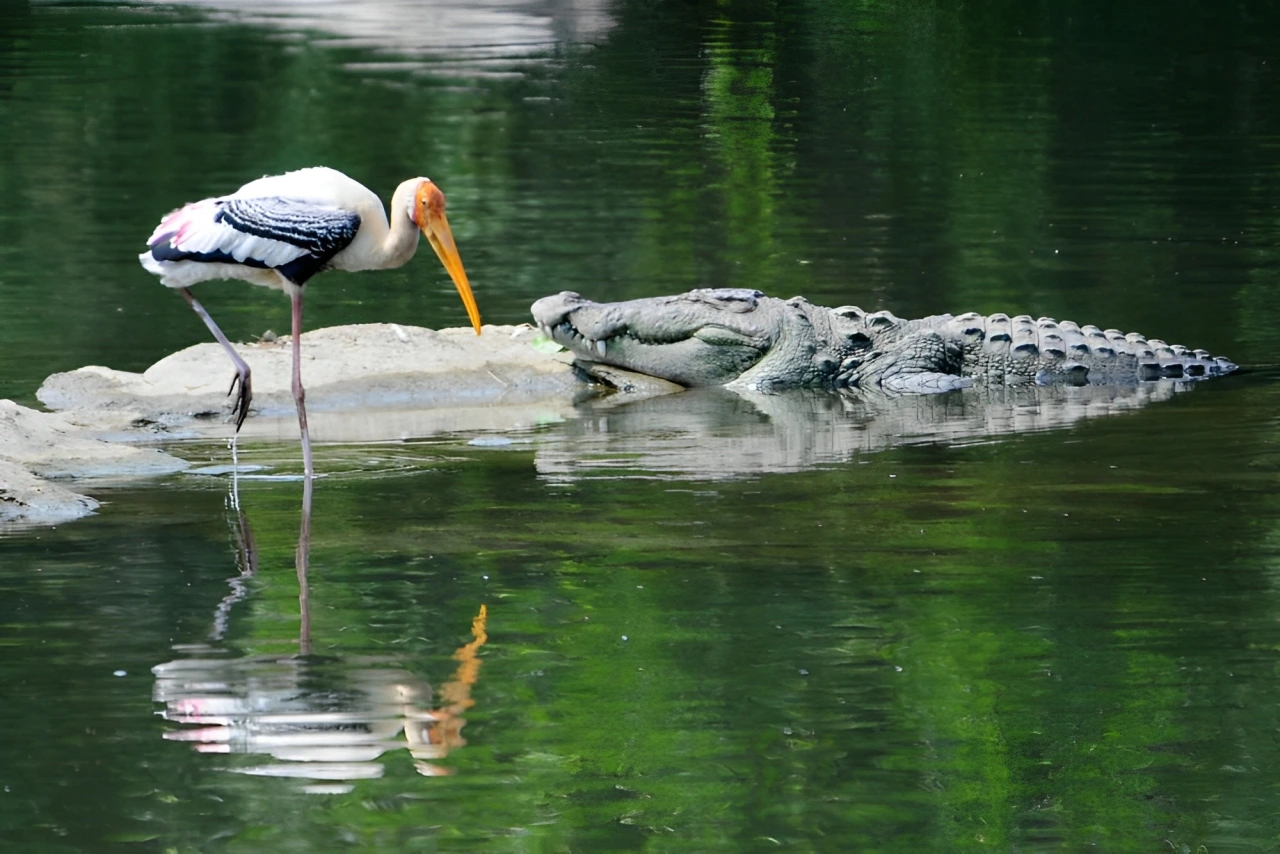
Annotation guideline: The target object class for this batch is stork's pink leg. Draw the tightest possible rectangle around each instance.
[180,288,252,430]
[296,469,313,654]
[290,289,315,480]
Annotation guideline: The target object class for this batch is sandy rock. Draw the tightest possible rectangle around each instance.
[39,324,577,425]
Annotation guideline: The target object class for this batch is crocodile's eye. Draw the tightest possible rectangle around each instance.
[691,288,761,311]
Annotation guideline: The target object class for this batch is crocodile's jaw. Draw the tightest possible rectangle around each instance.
[531,290,775,387]
[552,330,765,387]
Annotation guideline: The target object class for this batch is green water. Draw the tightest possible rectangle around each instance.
[4,1,1280,851]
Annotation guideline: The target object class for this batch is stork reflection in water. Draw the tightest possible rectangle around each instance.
[153,481,488,787]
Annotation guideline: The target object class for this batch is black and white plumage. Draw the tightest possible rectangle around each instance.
[148,196,361,285]
[140,166,482,479]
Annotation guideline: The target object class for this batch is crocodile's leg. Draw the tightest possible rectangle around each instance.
[838,330,972,394]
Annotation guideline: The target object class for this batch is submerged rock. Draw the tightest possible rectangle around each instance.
[0,400,190,479]
[0,400,189,526]
[0,458,100,526]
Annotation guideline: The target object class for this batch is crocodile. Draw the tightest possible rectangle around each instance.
[531,289,1238,394]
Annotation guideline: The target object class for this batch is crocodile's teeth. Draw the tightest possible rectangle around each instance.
[596,339,607,356]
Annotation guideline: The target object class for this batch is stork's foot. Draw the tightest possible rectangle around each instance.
[228,369,253,432]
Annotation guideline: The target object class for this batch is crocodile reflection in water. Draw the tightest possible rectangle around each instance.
[153,485,488,791]
[533,381,1222,482]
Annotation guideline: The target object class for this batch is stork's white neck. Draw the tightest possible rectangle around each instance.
[333,179,423,272]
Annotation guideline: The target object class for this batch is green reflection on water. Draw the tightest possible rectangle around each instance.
[6,381,1280,851]
[2,0,1280,851]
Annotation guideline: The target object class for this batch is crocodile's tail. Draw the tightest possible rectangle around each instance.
[942,312,1237,383]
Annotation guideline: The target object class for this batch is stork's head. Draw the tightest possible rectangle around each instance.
[410,178,481,335]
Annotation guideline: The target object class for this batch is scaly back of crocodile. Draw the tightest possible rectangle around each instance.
[834,306,1237,388]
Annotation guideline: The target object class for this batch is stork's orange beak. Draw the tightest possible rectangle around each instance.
[416,182,481,335]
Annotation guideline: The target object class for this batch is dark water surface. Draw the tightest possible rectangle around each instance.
[4,1,1280,851]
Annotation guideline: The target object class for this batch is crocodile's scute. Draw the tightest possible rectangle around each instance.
[531,289,1237,393]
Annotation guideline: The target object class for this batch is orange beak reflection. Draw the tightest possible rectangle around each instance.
[416,182,481,335]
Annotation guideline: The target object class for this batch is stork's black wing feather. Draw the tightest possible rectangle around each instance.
[215,197,362,284]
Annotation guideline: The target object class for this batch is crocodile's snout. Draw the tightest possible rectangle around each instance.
[532,291,618,356]
[529,289,777,387]
[531,291,589,329]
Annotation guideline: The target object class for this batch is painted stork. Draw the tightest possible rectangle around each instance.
[139,166,482,479]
